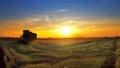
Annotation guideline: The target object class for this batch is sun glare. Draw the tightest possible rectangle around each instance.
[60,26,71,36]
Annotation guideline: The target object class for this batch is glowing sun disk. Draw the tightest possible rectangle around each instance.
[60,26,71,35]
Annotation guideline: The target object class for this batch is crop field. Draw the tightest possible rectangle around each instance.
[0,38,120,68]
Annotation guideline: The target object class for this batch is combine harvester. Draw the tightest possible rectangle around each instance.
[18,30,37,44]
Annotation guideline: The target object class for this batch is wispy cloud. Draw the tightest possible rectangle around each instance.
[25,17,41,23]
[54,9,68,13]
[46,9,68,13]
[43,15,52,25]
[24,15,52,24]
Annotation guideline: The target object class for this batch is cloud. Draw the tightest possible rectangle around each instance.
[46,9,68,13]
[25,17,41,23]
[24,15,53,25]
[54,9,68,13]
[43,15,52,25]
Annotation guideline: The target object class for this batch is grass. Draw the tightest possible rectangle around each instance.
[115,38,120,68]
[0,38,119,68]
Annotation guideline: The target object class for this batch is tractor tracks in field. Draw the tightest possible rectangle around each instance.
[101,38,119,68]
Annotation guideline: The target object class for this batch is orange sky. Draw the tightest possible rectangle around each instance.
[0,17,120,38]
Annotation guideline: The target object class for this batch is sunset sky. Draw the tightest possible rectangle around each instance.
[0,0,120,38]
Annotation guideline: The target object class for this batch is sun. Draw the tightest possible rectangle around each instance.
[60,26,71,36]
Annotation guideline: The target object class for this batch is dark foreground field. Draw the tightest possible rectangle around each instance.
[0,38,120,68]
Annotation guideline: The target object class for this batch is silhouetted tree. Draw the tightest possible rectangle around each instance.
[18,30,37,44]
